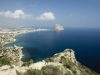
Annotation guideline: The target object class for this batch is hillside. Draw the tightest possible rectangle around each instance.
[0,48,99,75]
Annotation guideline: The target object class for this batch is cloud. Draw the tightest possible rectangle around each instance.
[0,9,32,19]
[37,12,56,21]
[0,10,56,21]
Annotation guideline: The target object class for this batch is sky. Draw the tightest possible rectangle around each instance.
[0,0,100,28]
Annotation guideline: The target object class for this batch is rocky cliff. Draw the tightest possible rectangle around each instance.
[0,49,99,75]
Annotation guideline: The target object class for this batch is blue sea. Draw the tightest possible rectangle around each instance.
[15,28,100,73]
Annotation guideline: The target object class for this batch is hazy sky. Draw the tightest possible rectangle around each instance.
[0,0,100,28]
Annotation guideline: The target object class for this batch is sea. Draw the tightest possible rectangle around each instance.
[15,27,100,73]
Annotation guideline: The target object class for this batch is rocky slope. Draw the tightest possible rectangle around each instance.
[0,48,99,75]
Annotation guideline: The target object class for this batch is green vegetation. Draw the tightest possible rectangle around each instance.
[60,56,78,75]
[27,69,43,75]
[16,70,24,75]
[42,65,64,75]
[60,56,72,68]
[22,59,34,66]
[0,56,12,66]
[25,65,64,75]
[45,58,53,62]
[60,56,67,65]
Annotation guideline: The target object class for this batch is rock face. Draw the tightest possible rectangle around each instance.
[0,66,17,75]
[52,49,77,64]
[55,24,64,32]
[44,49,99,75]
[0,49,99,75]
[0,33,23,66]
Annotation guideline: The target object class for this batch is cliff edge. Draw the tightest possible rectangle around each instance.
[0,49,99,75]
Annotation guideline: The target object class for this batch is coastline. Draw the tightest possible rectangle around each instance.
[0,28,100,75]
[0,27,51,62]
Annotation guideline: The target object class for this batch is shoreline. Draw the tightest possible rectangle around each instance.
[0,28,51,61]
[0,28,100,75]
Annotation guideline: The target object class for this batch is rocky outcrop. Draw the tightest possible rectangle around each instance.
[0,49,99,75]
[55,24,64,32]
[0,65,17,75]
[0,33,23,66]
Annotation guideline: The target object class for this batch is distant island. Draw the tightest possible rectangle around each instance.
[55,24,64,32]
[0,28,99,75]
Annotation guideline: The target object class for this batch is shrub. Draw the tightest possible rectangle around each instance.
[45,58,53,62]
[27,69,43,75]
[60,56,67,65]
[0,56,12,65]
[22,59,34,66]
[16,70,24,75]
[42,65,63,75]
